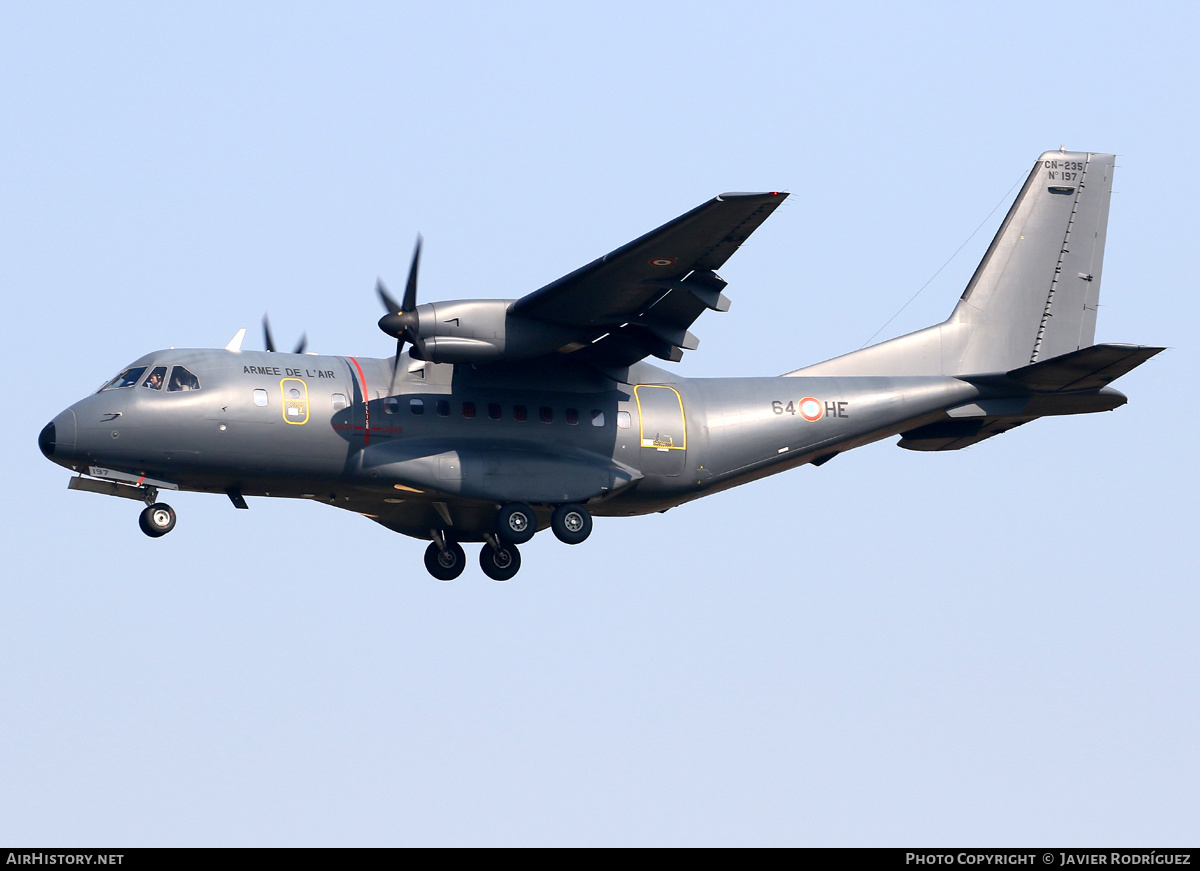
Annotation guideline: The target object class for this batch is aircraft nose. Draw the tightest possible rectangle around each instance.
[37,421,55,458]
[39,409,76,462]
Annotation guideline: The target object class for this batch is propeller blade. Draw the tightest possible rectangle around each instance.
[378,234,425,376]
[406,328,428,361]
[292,332,308,355]
[262,313,276,353]
[388,337,404,394]
[402,234,422,312]
[376,278,401,314]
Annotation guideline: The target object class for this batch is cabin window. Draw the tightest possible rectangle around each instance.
[565,408,579,426]
[617,411,631,429]
[331,393,347,411]
[487,402,501,421]
[142,366,167,390]
[513,404,528,422]
[167,366,201,392]
[253,389,269,407]
[384,397,399,414]
[591,410,605,427]
[540,406,554,423]
[410,398,425,415]
[101,367,146,391]
[436,399,450,417]
[462,401,476,419]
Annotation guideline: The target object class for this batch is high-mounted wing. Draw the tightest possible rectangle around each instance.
[513,191,788,366]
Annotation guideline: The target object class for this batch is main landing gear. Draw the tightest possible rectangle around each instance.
[423,534,520,582]
[419,501,594,581]
[424,536,467,581]
[498,501,593,546]
[479,536,521,581]
[550,503,591,545]
[496,502,536,544]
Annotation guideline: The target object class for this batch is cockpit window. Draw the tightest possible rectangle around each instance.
[101,367,147,391]
[167,366,201,392]
[142,366,167,390]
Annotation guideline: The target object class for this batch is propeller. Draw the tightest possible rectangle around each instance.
[262,313,307,355]
[377,236,428,385]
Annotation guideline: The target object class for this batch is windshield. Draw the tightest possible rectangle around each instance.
[100,367,147,391]
[167,366,201,392]
[142,366,167,390]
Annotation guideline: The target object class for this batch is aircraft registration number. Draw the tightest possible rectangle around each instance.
[771,398,849,421]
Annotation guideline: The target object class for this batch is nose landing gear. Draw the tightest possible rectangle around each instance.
[138,502,177,538]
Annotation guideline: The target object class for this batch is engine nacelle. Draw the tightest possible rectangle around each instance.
[412,299,579,363]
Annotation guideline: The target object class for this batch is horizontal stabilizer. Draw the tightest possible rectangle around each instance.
[897,417,1033,452]
[1000,343,1165,392]
[900,344,1160,451]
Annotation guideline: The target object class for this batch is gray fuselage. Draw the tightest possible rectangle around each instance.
[42,347,986,540]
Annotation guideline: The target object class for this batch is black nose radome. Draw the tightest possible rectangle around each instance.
[38,421,55,459]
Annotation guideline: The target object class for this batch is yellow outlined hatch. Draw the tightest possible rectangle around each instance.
[634,385,686,452]
[280,378,310,424]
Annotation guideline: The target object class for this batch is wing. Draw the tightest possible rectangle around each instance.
[512,191,788,366]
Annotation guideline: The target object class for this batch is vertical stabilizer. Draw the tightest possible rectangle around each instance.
[788,151,1116,378]
[952,150,1113,370]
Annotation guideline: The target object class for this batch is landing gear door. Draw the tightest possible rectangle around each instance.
[634,385,686,477]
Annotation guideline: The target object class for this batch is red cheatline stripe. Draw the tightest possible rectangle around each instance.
[347,356,370,446]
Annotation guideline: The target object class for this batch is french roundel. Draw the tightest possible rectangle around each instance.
[649,257,677,267]
[799,397,823,421]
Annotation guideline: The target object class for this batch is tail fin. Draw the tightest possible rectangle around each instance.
[789,150,1117,378]
[953,150,1113,370]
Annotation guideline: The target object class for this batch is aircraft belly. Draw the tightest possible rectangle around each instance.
[353,439,639,505]
[348,498,516,542]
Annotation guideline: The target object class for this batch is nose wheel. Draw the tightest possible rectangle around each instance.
[138,503,177,538]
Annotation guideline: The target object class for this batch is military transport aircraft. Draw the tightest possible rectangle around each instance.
[39,150,1161,580]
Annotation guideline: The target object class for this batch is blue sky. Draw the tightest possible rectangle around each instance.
[2,0,1196,846]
